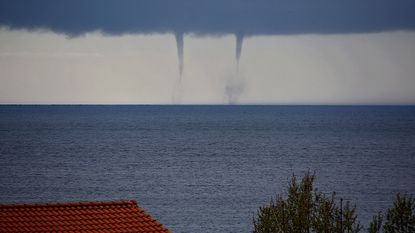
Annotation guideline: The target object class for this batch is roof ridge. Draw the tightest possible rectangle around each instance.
[0,200,138,208]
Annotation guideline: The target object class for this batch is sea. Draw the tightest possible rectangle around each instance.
[0,105,414,232]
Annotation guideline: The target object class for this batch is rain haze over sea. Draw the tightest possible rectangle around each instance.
[1,105,414,232]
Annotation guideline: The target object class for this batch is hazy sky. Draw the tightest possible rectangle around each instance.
[0,0,415,104]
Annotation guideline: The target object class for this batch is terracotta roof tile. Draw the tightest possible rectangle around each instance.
[0,200,170,233]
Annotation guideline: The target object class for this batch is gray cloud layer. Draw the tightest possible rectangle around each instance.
[1,0,415,36]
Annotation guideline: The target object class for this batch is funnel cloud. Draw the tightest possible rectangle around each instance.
[225,33,245,104]
[235,33,243,70]
[175,32,184,78]
[172,32,184,103]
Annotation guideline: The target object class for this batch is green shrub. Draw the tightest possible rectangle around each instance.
[368,212,382,233]
[369,193,415,233]
[253,172,414,233]
[253,172,362,233]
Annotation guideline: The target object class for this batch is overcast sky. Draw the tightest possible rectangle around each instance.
[0,0,415,104]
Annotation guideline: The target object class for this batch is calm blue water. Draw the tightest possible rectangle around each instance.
[1,105,414,232]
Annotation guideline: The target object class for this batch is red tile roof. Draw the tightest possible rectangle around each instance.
[0,200,170,233]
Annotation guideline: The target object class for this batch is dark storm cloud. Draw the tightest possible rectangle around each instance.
[0,0,414,36]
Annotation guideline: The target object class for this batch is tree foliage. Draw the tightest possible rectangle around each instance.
[368,193,415,233]
[368,212,383,233]
[253,172,415,233]
[253,172,362,233]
